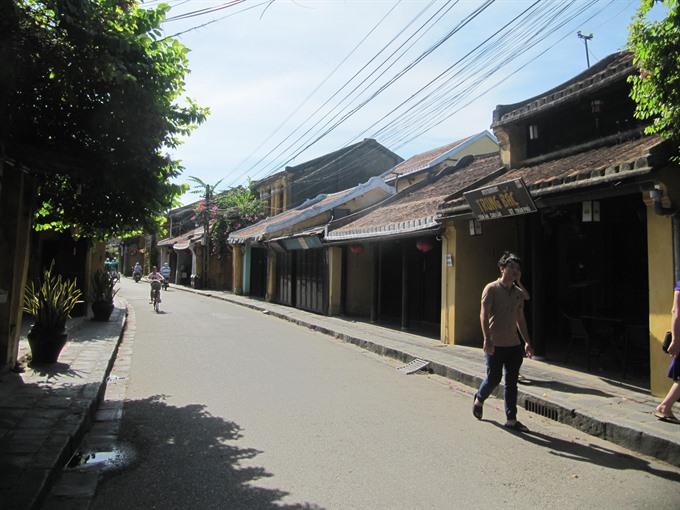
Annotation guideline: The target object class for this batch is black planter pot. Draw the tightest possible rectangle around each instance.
[27,328,68,364]
[91,301,115,322]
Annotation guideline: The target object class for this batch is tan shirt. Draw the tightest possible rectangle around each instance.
[481,279,524,347]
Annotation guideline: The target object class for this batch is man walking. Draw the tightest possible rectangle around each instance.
[473,251,533,432]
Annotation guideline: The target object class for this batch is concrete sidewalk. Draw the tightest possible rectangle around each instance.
[0,305,127,510]
[1,285,679,509]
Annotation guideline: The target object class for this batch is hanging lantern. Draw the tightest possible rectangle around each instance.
[350,244,365,254]
[416,238,433,253]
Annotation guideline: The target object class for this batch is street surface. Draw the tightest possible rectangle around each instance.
[92,278,680,509]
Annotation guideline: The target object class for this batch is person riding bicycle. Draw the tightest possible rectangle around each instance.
[159,263,171,288]
[147,266,165,304]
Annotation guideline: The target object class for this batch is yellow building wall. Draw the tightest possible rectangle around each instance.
[646,194,676,397]
[345,245,373,316]
[441,217,521,345]
[327,246,343,315]
[266,247,276,302]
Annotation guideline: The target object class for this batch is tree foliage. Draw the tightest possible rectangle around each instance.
[628,0,680,151]
[0,0,208,238]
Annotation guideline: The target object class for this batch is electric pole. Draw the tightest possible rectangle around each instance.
[577,31,593,68]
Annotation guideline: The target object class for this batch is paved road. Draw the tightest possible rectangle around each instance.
[91,279,680,510]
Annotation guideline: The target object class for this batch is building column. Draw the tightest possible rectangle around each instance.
[645,196,675,397]
[401,242,409,330]
[327,246,342,315]
[0,163,34,368]
[232,245,244,295]
[266,246,276,302]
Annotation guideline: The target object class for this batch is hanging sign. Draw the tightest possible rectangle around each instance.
[463,178,536,221]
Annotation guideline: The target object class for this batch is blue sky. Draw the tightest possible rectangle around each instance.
[152,0,665,205]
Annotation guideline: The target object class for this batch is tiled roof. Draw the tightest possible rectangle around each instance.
[157,225,204,249]
[439,134,666,216]
[493,52,635,127]
[255,138,402,187]
[326,153,502,241]
[382,133,479,182]
[229,176,394,243]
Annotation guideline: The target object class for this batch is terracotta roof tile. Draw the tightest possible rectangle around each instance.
[383,134,478,180]
[327,153,501,240]
[439,134,665,215]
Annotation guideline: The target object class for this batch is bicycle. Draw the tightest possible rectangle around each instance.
[150,280,162,313]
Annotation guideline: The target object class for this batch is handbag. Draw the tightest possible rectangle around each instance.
[662,331,672,353]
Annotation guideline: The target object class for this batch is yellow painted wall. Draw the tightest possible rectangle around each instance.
[266,247,276,302]
[646,200,674,397]
[327,246,343,315]
[345,245,373,316]
[441,217,521,345]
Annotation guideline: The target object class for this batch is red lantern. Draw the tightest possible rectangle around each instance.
[350,244,364,254]
[416,238,433,253]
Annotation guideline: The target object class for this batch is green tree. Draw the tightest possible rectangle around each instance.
[189,178,267,255]
[0,0,208,238]
[628,0,679,153]
[210,183,267,254]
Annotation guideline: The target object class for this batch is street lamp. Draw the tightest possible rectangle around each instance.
[577,31,593,68]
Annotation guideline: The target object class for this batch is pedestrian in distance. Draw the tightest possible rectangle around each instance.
[654,281,680,424]
[473,251,534,432]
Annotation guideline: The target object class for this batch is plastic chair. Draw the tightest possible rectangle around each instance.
[563,313,594,371]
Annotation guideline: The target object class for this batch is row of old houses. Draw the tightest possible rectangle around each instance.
[134,51,679,397]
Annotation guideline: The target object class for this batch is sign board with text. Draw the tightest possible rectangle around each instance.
[463,178,536,221]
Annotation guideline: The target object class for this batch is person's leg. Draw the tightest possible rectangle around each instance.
[477,351,504,403]
[656,382,680,418]
[656,357,680,419]
[502,345,524,422]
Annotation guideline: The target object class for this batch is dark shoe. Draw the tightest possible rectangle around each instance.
[504,420,529,432]
[472,394,483,420]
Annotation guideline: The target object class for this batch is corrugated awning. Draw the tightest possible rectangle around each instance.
[268,226,325,251]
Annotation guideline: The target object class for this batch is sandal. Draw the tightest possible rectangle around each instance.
[653,411,680,424]
[472,394,483,420]
[504,421,529,432]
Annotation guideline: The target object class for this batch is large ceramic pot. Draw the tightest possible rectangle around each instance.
[27,328,68,364]
[91,301,115,322]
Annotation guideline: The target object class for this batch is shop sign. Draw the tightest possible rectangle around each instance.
[464,178,536,221]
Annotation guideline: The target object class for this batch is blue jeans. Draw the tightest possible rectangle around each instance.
[477,344,524,421]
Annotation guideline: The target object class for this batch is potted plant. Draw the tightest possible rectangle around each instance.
[23,261,83,364]
[90,269,119,322]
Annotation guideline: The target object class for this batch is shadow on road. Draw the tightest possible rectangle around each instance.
[92,395,324,510]
[488,420,680,482]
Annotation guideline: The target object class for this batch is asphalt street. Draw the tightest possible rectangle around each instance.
[81,278,680,510]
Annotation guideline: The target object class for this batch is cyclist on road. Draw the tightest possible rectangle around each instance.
[147,266,165,304]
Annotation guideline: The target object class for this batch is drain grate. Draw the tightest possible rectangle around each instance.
[396,358,430,374]
[524,398,559,421]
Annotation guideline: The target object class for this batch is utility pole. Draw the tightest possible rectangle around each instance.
[203,186,212,290]
[577,31,593,68]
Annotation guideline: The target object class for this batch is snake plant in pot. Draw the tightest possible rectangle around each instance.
[23,261,83,364]
[90,269,119,321]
